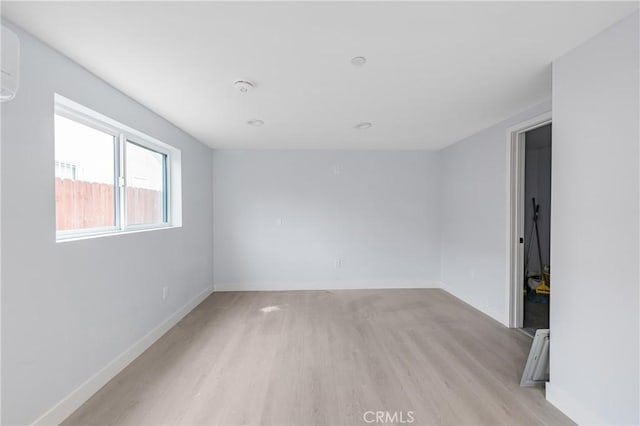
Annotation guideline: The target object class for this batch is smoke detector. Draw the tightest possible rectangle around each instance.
[234,80,255,93]
[355,122,373,130]
[351,56,367,66]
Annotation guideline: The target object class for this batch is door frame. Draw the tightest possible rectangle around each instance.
[505,111,552,328]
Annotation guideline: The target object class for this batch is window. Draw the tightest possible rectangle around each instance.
[55,115,117,232]
[125,141,167,225]
[55,95,180,241]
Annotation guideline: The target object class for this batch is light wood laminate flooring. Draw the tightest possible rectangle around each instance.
[64,289,572,425]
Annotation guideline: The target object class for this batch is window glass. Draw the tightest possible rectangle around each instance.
[126,141,167,225]
[55,114,116,231]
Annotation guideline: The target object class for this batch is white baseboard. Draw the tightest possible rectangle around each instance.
[545,382,605,425]
[214,280,441,292]
[32,285,214,426]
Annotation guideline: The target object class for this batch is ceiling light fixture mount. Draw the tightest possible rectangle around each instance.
[234,80,255,93]
[355,122,372,130]
[247,119,264,127]
[351,56,367,66]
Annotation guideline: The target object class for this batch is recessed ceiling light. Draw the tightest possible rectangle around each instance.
[351,56,367,66]
[355,122,372,130]
[234,80,255,93]
[247,119,264,127]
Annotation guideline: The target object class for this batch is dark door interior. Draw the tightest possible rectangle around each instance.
[523,123,552,332]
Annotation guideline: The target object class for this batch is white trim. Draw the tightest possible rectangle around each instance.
[31,285,214,426]
[55,223,176,243]
[545,382,605,425]
[505,111,552,328]
[56,223,178,242]
[214,280,441,292]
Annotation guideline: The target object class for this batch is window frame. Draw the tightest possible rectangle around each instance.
[122,137,170,230]
[55,95,179,242]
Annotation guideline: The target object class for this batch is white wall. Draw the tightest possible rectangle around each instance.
[213,150,441,290]
[1,22,213,425]
[547,12,639,425]
[439,100,551,325]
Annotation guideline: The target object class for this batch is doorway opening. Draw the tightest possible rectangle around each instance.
[507,112,552,332]
[522,124,552,333]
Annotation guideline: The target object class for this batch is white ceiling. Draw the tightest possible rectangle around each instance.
[3,1,638,150]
